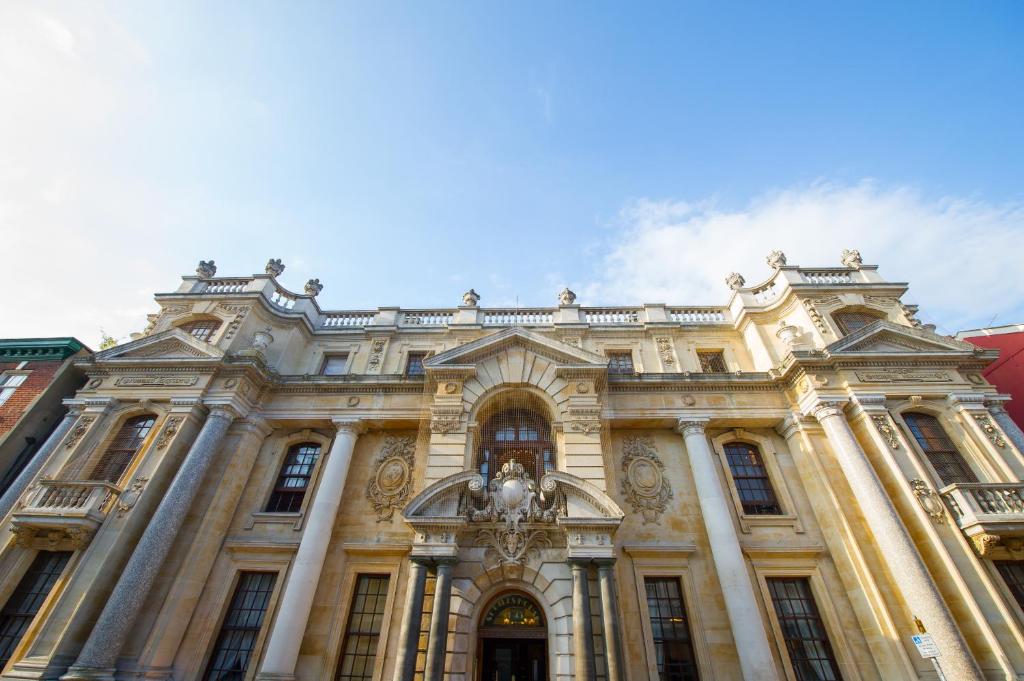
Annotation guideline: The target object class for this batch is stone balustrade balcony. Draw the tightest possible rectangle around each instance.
[10,479,120,550]
[940,482,1024,555]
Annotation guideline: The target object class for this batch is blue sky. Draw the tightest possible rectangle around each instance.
[1,1,1022,347]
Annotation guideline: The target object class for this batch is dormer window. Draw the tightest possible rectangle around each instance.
[405,352,427,378]
[832,310,883,336]
[180,320,221,342]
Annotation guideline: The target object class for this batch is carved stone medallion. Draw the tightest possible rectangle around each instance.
[621,435,673,524]
[366,436,416,521]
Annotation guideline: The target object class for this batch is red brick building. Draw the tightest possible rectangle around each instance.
[958,324,1024,428]
[0,338,90,495]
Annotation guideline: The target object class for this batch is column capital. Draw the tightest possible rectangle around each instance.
[79,396,120,414]
[232,417,274,438]
[331,417,366,435]
[593,557,617,569]
[849,392,889,414]
[946,391,988,412]
[568,557,592,569]
[805,399,848,422]
[433,556,457,569]
[675,418,709,436]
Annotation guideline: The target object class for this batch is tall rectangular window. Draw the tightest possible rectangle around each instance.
[322,354,350,376]
[405,352,427,378]
[766,578,843,681]
[88,414,156,482]
[0,551,71,667]
[607,351,635,374]
[902,412,978,485]
[203,572,277,681]
[696,351,727,373]
[724,442,782,515]
[996,561,1024,611]
[644,577,699,681]
[0,373,28,408]
[336,574,391,681]
[265,443,321,513]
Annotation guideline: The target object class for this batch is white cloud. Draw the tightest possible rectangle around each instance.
[584,181,1024,334]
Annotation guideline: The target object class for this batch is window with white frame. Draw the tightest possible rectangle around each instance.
[0,373,28,408]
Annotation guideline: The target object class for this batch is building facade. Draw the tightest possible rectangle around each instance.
[958,324,1024,431]
[2,252,1024,681]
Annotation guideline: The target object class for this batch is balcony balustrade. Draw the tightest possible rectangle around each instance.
[10,479,120,550]
[940,482,1024,556]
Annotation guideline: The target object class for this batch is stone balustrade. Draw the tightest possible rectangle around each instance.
[10,479,121,549]
[801,269,854,285]
[941,482,1024,536]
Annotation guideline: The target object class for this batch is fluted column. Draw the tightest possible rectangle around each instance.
[423,558,455,681]
[810,400,984,681]
[987,400,1024,455]
[570,560,596,681]
[0,407,81,520]
[256,419,364,681]
[393,558,430,681]
[676,419,779,681]
[595,559,624,681]
[62,405,237,681]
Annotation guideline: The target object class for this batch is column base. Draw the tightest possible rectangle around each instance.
[59,667,116,681]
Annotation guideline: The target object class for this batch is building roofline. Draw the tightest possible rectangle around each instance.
[956,324,1024,340]
[0,337,90,361]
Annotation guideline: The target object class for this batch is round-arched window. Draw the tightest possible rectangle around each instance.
[482,593,545,628]
[478,408,553,483]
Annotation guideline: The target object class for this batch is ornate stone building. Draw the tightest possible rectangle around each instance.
[2,252,1024,681]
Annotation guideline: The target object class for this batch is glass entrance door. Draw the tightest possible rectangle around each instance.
[480,639,546,681]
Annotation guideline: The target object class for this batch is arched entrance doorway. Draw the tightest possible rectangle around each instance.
[478,592,547,681]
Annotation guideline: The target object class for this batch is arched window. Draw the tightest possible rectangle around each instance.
[903,412,978,485]
[478,408,553,483]
[723,442,782,515]
[832,309,884,336]
[179,319,221,342]
[266,443,321,512]
[88,414,156,482]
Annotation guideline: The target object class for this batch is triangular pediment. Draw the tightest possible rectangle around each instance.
[826,321,977,356]
[96,329,224,362]
[424,327,608,371]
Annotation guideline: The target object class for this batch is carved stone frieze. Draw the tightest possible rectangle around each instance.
[655,337,676,368]
[854,370,951,384]
[803,299,829,335]
[430,405,463,434]
[567,407,602,436]
[621,435,673,524]
[64,416,96,449]
[562,336,581,348]
[115,375,199,387]
[366,436,416,521]
[217,304,251,341]
[909,479,944,523]
[871,415,900,449]
[476,527,551,567]
[116,477,148,517]
[973,415,1007,448]
[366,339,387,372]
[155,416,183,449]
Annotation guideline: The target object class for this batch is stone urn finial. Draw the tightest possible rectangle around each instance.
[558,287,577,305]
[462,289,480,307]
[304,278,323,296]
[196,260,217,279]
[725,272,746,290]
[766,250,787,269]
[841,249,863,269]
[265,258,285,277]
[776,320,800,349]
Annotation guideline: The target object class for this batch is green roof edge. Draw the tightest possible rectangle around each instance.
[0,337,90,361]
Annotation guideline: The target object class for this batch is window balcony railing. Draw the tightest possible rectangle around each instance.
[940,482,1024,555]
[10,480,121,550]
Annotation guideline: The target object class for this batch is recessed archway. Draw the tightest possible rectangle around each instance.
[477,591,548,681]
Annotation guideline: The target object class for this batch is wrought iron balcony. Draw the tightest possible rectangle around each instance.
[940,482,1024,556]
[10,480,120,550]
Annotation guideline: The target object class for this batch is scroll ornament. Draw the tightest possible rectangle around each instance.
[366,436,416,521]
[871,415,900,450]
[621,435,673,524]
[909,479,945,523]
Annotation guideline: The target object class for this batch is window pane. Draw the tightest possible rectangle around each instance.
[88,415,156,482]
[607,352,635,374]
[903,413,978,485]
[266,444,321,512]
[323,355,349,376]
[996,562,1024,611]
[202,572,277,681]
[0,552,71,666]
[405,353,426,377]
[478,408,553,483]
[767,578,843,681]
[832,311,881,336]
[724,443,782,515]
[644,577,700,681]
[696,351,727,373]
[336,575,390,681]
[181,320,221,342]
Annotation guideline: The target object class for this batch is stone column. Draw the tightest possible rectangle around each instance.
[570,560,596,681]
[256,419,364,681]
[810,400,984,681]
[392,558,429,681]
[987,400,1024,455]
[676,419,779,681]
[0,407,81,520]
[61,405,237,681]
[595,559,624,681]
[423,558,455,681]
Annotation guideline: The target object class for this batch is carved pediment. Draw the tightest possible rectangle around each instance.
[424,327,608,373]
[96,329,224,362]
[826,321,977,356]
